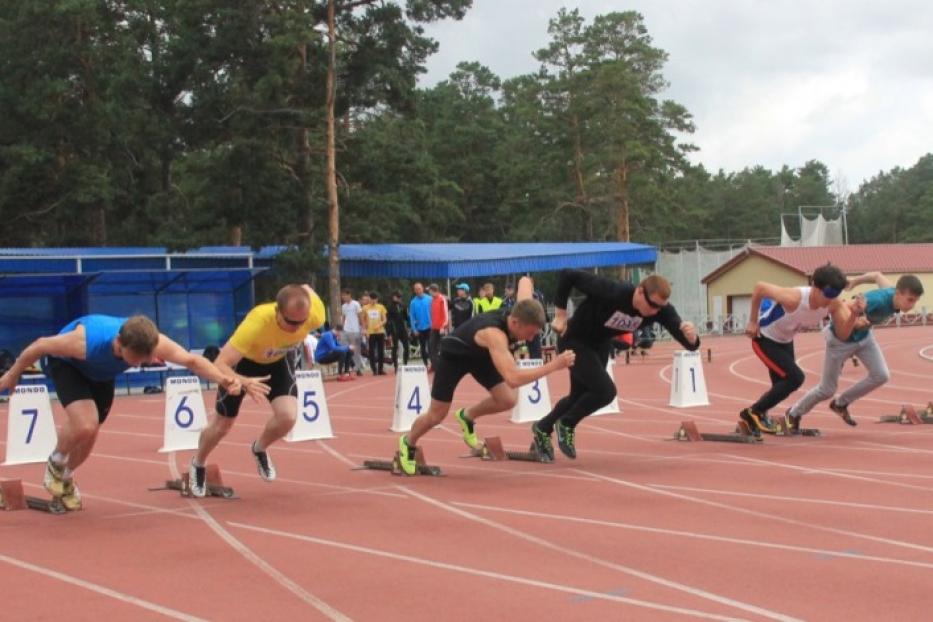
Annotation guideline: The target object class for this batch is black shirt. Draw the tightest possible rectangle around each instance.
[386,301,408,336]
[440,310,519,359]
[449,296,474,329]
[554,269,699,350]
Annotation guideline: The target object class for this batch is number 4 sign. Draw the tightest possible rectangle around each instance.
[3,385,58,466]
[286,370,334,442]
[391,365,431,432]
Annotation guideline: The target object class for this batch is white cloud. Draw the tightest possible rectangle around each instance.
[419,0,933,186]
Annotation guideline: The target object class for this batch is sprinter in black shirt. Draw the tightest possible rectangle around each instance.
[397,277,575,475]
[532,270,699,460]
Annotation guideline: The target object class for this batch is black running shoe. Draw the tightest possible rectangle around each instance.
[829,399,858,426]
[555,420,577,459]
[531,422,555,462]
[738,408,764,438]
[785,409,801,435]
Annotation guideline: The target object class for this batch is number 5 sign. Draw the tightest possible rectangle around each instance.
[510,359,552,423]
[286,370,334,442]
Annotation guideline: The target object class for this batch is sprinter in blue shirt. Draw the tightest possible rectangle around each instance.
[787,273,924,429]
[0,314,266,511]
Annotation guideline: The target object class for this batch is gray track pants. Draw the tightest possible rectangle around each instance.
[789,326,890,418]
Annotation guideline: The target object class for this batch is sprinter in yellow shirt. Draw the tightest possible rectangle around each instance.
[189,284,326,496]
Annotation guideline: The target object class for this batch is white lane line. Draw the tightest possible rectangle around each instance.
[167,456,353,621]
[227,521,748,622]
[451,501,933,570]
[0,553,208,621]
[651,483,933,516]
[398,486,802,622]
[574,469,933,557]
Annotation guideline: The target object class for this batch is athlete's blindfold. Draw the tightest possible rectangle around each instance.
[820,286,842,299]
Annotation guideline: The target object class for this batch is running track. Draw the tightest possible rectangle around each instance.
[2,327,933,621]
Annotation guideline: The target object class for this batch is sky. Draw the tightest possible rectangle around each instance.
[419,0,933,190]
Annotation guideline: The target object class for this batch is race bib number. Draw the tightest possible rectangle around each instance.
[603,312,643,332]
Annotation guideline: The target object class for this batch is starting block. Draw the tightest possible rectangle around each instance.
[150,464,237,499]
[360,447,443,476]
[753,417,821,437]
[0,479,66,514]
[675,420,760,443]
[878,404,933,425]
[465,436,547,462]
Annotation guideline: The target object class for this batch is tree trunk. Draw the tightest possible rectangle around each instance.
[229,225,242,246]
[295,42,314,244]
[615,164,631,280]
[569,112,593,239]
[615,164,630,242]
[326,0,341,322]
[92,207,107,245]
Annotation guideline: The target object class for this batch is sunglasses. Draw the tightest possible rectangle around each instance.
[642,288,666,310]
[821,286,842,300]
[277,306,308,327]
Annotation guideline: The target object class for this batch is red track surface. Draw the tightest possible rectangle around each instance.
[3,327,933,621]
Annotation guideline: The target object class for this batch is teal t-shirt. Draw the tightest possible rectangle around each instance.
[842,287,896,343]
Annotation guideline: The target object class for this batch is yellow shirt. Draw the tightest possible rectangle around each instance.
[227,291,326,364]
[362,303,387,334]
[474,296,503,313]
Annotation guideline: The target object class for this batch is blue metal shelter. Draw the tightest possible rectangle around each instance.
[336,242,656,278]
[0,247,270,354]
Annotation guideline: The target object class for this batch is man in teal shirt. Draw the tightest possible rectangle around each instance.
[787,272,924,430]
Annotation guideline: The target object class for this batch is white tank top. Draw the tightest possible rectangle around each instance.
[758,287,829,343]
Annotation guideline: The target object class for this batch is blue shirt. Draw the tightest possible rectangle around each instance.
[57,315,131,381]
[842,287,896,343]
[408,294,432,332]
[314,331,348,361]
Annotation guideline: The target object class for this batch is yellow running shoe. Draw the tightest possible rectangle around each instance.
[60,479,82,511]
[397,435,417,476]
[44,458,66,497]
[454,408,479,449]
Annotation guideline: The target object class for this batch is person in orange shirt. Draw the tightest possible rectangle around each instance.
[362,291,388,375]
[428,283,449,371]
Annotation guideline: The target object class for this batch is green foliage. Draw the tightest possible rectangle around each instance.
[0,0,929,262]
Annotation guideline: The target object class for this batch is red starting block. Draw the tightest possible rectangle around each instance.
[466,437,546,462]
[360,447,443,476]
[150,464,237,498]
[676,420,760,443]
[878,405,933,425]
[0,479,67,514]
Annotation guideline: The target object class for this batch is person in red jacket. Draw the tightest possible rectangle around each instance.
[428,283,449,371]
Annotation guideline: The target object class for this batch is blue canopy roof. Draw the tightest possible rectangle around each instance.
[337,243,656,278]
[0,242,657,279]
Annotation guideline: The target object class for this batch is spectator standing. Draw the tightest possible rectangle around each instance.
[408,282,432,367]
[428,283,449,371]
[450,283,474,329]
[386,291,410,370]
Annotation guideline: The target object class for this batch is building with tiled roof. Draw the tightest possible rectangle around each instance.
[701,244,933,322]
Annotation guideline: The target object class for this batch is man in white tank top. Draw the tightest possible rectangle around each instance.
[740,264,862,437]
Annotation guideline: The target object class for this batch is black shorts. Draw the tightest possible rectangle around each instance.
[44,356,115,423]
[430,352,504,403]
[215,356,297,418]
